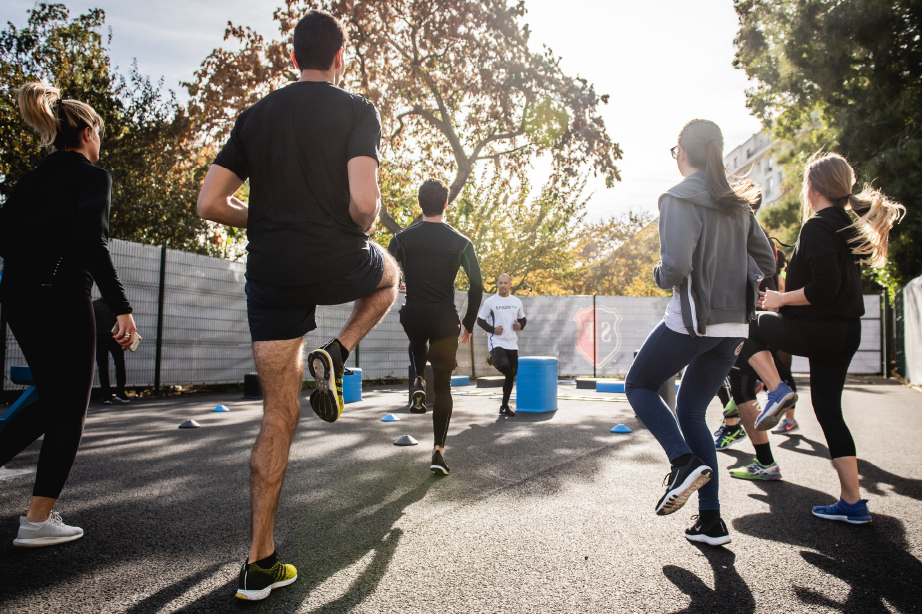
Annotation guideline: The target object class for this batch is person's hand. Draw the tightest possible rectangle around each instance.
[513,321,522,331]
[113,313,137,350]
[760,290,784,312]
[461,329,472,343]
[493,325,504,335]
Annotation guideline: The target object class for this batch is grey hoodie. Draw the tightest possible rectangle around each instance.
[655,171,776,336]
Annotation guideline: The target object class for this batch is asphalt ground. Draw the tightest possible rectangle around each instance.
[1,376,921,613]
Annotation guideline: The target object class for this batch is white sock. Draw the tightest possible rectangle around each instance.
[28,518,46,527]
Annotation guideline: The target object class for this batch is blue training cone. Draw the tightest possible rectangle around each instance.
[381,413,400,422]
[213,405,230,412]
[610,424,632,434]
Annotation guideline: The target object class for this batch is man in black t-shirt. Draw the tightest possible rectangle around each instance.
[387,179,483,475]
[197,11,398,602]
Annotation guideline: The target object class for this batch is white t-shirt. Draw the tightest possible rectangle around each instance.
[478,294,526,350]
[664,293,749,338]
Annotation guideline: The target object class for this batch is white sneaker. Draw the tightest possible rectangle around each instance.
[13,511,84,547]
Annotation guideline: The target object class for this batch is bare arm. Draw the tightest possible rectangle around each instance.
[348,156,381,233]
[760,287,810,311]
[197,165,248,228]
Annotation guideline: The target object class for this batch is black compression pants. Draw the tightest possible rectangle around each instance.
[494,349,519,406]
[742,312,861,458]
[0,291,96,498]
[400,303,460,448]
[729,350,798,406]
[95,337,126,397]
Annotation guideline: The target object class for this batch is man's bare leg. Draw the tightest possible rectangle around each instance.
[747,350,783,391]
[737,400,770,446]
[249,337,305,563]
[337,251,399,351]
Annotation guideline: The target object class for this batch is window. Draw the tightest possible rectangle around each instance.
[767,158,774,171]
[733,156,738,168]
[766,178,774,197]
[756,161,762,174]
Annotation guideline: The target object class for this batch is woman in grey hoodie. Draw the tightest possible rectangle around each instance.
[625,119,776,546]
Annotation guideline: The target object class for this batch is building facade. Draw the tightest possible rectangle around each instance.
[724,131,786,206]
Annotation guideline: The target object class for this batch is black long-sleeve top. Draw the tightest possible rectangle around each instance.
[781,205,864,321]
[0,151,132,314]
[387,221,483,332]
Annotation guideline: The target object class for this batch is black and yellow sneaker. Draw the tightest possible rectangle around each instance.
[308,339,349,423]
[236,552,297,601]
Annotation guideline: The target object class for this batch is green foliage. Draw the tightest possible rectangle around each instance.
[734,0,922,284]
[0,3,213,254]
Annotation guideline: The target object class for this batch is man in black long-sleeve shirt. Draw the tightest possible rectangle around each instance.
[387,178,483,475]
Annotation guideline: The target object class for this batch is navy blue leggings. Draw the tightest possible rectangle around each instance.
[626,321,743,511]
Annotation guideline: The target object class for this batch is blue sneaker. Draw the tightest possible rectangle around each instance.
[755,382,797,431]
[716,425,747,451]
[812,498,872,524]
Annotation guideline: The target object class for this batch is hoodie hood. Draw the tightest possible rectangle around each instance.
[658,171,718,210]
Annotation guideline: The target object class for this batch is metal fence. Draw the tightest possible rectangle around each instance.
[1,239,887,391]
[899,276,922,385]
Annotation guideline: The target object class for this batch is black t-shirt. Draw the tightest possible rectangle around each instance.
[214,81,382,286]
[387,221,484,332]
[782,206,865,321]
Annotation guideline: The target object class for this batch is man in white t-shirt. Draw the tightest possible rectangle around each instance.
[476,273,526,416]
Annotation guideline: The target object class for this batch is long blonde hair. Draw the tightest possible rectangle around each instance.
[801,152,905,268]
[678,119,761,220]
[16,82,104,151]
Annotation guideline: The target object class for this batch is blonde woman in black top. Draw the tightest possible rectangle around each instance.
[742,153,904,524]
[0,82,136,546]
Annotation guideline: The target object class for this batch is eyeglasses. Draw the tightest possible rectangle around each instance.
[670,145,679,160]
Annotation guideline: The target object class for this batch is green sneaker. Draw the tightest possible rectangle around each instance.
[715,425,747,451]
[722,398,739,418]
[308,339,349,423]
[236,552,298,601]
[729,460,782,481]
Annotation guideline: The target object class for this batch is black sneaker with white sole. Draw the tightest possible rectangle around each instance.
[499,405,516,417]
[410,376,427,414]
[236,552,298,601]
[655,456,713,516]
[430,450,450,475]
[684,516,732,546]
[308,340,349,423]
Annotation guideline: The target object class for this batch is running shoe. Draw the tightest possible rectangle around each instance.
[13,511,83,547]
[772,418,800,434]
[102,397,113,405]
[410,376,427,414]
[812,499,872,524]
[713,420,725,438]
[114,394,130,404]
[684,515,732,546]
[755,381,797,431]
[499,405,516,417]
[729,460,782,481]
[236,552,298,601]
[715,425,747,451]
[308,340,350,423]
[722,398,739,418]
[430,450,450,475]
[655,456,712,516]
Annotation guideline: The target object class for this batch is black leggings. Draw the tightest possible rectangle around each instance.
[0,292,96,498]
[742,312,861,458]
[492,348,519,405]
[400,304,460,448]
[95,337,126,397]
[729,350,797,406]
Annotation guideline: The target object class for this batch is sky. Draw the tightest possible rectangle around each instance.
[1,0,764,220]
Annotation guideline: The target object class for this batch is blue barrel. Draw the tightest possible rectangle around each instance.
[343,368,362,404]
[450,375,470,386]
[515,356,558,413]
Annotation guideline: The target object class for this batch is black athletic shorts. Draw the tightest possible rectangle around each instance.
[246,241,387,342]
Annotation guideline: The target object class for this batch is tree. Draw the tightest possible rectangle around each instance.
[566,211,669,297]
[733,0,922,285]
[0,3,212,253]
[185,0,622,233]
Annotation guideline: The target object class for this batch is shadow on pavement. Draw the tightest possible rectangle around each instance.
[663,545,754,614]
[732,481,920,613]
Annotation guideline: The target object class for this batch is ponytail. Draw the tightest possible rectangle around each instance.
[802,152,905,268]
[679,119,759,221]
[15,81,104,152]
[846,186,905,268]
